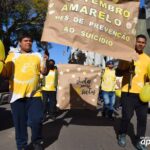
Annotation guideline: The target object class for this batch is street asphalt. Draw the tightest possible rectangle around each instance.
[0,104,150,150]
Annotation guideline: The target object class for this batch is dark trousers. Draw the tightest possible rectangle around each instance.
[42,91,56,116]
[11,97,44,150]
[119,92,148,141]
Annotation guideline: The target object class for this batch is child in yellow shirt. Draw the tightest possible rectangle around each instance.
[101,60,116,119]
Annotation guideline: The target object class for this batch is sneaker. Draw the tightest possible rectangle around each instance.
[19,145,28,150]
[136,141,147,150]
[113,109,119,116]
[33,143,43,150]
[102,108,108,117]
[108,116,115,121]
[118,134,126,147]
[108,110,114,120]
[102,111,106,117]
[42,115,48,123]
[49,114,56,121]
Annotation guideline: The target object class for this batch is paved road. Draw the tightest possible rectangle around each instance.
[0,104,150,150]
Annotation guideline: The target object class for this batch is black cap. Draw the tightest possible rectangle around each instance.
[106,60,114,66]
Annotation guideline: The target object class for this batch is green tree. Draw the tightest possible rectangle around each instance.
[0,0,51,55]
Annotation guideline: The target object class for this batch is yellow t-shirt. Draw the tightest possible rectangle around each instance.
[42,69,58,91]
[122,53,150,93]
[2,51,44,103]
[101,67,116,92]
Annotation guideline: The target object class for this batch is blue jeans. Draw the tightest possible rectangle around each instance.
[102,91,116,111]
[11,97,44,150]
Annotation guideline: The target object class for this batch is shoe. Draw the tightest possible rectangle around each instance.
[118,134,126,147]
[102,108,108,117]
[136,141,147,150]
[18,145,28,150]
[42,115,48,123]
[108,110,114,120]
[49,114,56,121]
[33,143,44,150]
[113,109,119,116]
[102,111,106,117]
[108,116,115,121]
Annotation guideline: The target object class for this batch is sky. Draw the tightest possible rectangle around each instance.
[33,42,71,64]
[41,0,145,64]
[47,43,71,64]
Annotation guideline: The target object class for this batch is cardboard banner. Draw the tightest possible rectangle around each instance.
[56,64,101,109]
[42,0,140,61]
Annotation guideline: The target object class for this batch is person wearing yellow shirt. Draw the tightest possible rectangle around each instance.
[101,60,117,120]
[42,59,58,121]
[0,33,48,150]
[117,34,150,150]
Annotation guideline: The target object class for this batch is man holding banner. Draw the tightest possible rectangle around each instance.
[117,34,150,150]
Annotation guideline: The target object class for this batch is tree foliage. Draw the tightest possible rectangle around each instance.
[68,49,87,65]
[0,0,51,55]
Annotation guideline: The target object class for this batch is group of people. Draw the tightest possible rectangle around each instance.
[0,33,150,150]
